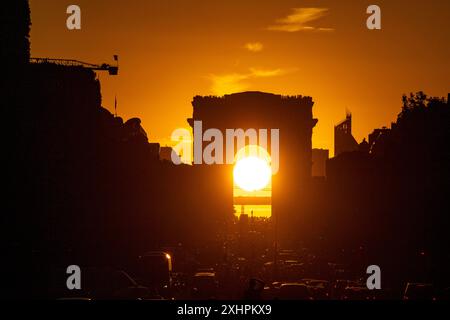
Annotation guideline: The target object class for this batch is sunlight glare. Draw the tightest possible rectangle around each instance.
[233,146,272,192]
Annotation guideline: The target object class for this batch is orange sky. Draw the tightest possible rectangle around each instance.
[29,0,449,155]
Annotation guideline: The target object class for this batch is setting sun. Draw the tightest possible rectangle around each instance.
[233,156,272,192]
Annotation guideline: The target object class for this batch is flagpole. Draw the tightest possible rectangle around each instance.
[114,95,117,117]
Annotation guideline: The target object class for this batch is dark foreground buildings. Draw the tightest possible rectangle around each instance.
[326,92,450,287]
[2,1,231,273]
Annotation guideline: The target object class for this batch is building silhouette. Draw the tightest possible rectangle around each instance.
[1,1,30,67]
[334,113,359,156]
[312,148,329,177]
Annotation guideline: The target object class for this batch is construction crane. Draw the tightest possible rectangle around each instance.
[29,55,119,75]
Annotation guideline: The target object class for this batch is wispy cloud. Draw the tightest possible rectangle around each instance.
[268,8,333,32]
[209,73,250,95]
[208,68,295,96]
[317,27,334,32]
[248,68,286,77]
[244,42,264,52]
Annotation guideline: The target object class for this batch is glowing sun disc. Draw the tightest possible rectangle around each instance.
[233,155,272,192]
